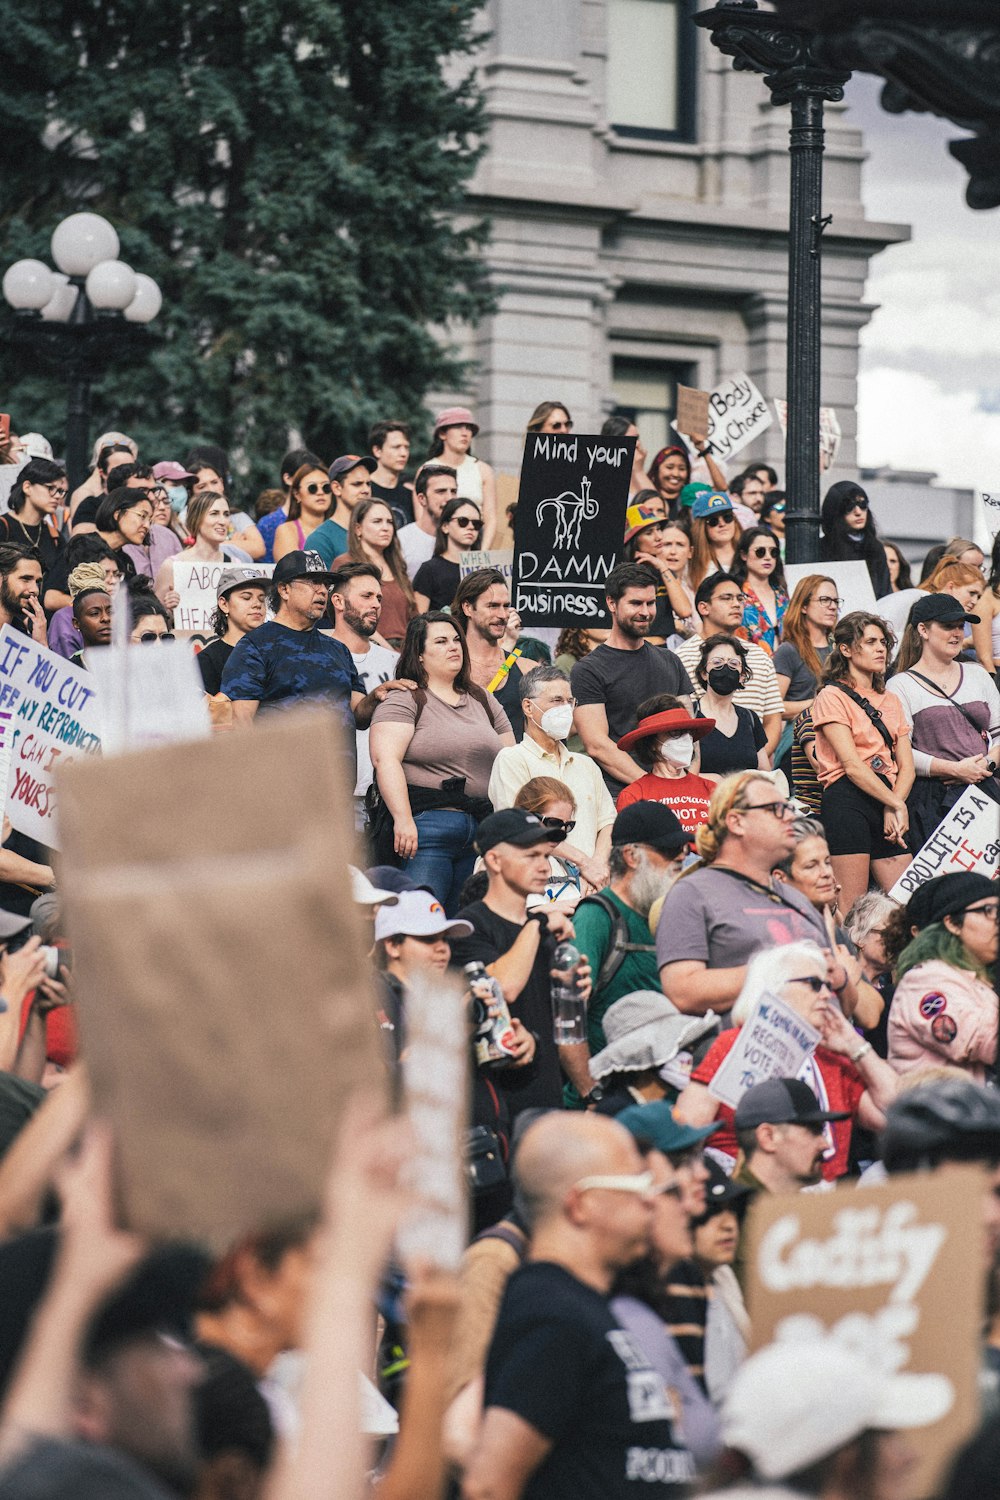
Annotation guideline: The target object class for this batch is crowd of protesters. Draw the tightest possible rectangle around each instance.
[0,403,996,1499]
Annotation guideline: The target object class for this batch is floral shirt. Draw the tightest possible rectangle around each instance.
[737,583,788,654]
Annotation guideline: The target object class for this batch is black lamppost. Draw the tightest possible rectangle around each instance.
[2,213,161,490]
[694,0,850,565]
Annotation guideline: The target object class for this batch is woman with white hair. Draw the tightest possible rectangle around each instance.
[673,939,899,1179]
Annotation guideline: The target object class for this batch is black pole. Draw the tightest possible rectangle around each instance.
[694,2,850,563]
[65,367,91,494]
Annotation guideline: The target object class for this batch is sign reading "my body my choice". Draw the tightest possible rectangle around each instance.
[0,627,101,846]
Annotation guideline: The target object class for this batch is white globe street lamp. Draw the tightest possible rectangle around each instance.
[51,213,120,277]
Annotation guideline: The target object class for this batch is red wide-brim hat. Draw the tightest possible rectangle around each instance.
[617,707,716,752]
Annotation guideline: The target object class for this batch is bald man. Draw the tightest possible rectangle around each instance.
[463,1113,695,1500]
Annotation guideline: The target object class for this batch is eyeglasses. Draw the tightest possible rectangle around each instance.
[715,591,747,605]
[45,483,68,499]
[574,1171,654,1197]
[706,513,733,528]
[750,547,778,560]
[303,482,332,495]
[652,1180,684,1200]
[541,815,576,833]
[138,631,176,644]
[453,516,483,531]
[788,975,830,993]
[814,595,841,607]
[738,798,796,820]
[965,902,999,920]
[846,497,869,512]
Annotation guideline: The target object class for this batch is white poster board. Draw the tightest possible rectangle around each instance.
[974,489,1000,556]
[773,400,843,472]
[0,627,102,847]
[173,560,273,637]
[785,559,876,618]
[888,785,1000,903]
[459,549,514,585]
[704,372,773,464]
[708,991,820,1110]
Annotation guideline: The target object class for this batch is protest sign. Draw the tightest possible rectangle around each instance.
[703,372,772,464]
[745,1167,983,1498]
[708,991,820,1110]
[512,432,635,627]
[397,971,468,1271]
[459,549,514,585]
[173,559,273,637]
[785,559,876,618]
[86,639,210,756]
[774,399,842,471]
[888,785,1000,903]
[56,707,383,1251]
[974,488,1000,556]
[674,385,710,440]
[0,626,101,847]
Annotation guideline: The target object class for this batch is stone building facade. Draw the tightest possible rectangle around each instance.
[438,0,908,485]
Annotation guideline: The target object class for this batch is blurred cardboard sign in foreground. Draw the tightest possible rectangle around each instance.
[56,708,384,1251]
[744,1167,983,1499]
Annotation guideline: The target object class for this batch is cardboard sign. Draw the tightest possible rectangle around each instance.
[674,385,711,440]
[459,549,514,586]
[55,708,385,1251]
[745,1167,983,1498]
[703,372,773,463]
[397,971,469,1270]
[0,627,101,847]
[708,991,820,1110]
[785,559,876,618]
[173,560,273,637]
[888,785,1000,903]
[512,433,635,627]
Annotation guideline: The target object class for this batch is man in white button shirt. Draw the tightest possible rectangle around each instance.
[674,574,783,757]
[489,665,616,893]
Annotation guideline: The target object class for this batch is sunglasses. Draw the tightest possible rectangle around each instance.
[788,975,830,993]
[706,513,733,528]
[549,420,573,432]
[846,497,869,512]
[574,1171,653,1197]
[769,502,786,513]
[750,547,778,559]
[541,815,576,833]
[304,482,333,495]
[138,631,176,644]
[453,516,483,530]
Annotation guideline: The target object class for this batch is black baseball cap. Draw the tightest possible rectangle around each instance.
[271,550,336,587]
[475,809,562,856]
[906,872,997,931]
[734,1077,851,1131]
[611,801,693,856]
[910,594,980,627]
[328,454,377,483]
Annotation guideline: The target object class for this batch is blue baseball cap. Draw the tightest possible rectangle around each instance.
[616,1100,720,1154]
[690,489,734,521]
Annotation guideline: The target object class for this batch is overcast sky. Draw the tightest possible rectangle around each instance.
[842,75,1000,492]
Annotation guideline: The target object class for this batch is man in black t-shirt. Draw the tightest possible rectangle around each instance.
[197,565,269,696]
[450,808,592,1115]
[572,563,694,799]
[464,1111,695,1500]
[368,419,414,528]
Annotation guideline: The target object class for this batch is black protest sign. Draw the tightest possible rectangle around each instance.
[512,433,636,627]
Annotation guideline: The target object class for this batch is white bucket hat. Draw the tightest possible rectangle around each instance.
[588,991,717,1082]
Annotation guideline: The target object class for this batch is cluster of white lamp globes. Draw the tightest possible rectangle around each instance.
[2,212,161,325]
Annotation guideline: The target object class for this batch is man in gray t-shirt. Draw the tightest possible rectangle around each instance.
[655,772,828,1022]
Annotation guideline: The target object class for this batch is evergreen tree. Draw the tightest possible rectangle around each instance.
[0,0,491,494]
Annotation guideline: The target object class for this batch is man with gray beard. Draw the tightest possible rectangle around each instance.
[566,803,692,1109]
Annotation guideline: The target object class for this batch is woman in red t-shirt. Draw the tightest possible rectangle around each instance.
[615,695,716,837]
[673,938,899,1181]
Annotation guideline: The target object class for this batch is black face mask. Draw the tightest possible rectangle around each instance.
[707,663,741,696]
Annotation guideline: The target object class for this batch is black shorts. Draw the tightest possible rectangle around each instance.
[821,774,902,860]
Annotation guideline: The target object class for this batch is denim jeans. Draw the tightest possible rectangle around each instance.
[403,809,478,915]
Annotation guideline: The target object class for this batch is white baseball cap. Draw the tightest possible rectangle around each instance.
[349,866,399,907]
[722,1337,953,1480]
[374,889,473,943]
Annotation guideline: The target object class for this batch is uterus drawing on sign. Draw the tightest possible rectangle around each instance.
[536,475,599,550]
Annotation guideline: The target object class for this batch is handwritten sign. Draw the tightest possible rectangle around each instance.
[0,627,101,847]
[674,385,711,440]
[459,549,514,585]
[397,971,468,1270]
[173,560,273,637]
[702,372,773,463]
[888,785,1000,903]
[512,433,635,627]
[708,991,820,1109]
[974,488,1000,556]
[745,1167,983,1498]
[774,400,842,472]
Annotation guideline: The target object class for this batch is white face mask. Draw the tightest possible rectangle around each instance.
[659,733,693,768]
[539,703,574,741]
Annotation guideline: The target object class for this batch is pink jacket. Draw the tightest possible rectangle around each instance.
[888,958,997,1082]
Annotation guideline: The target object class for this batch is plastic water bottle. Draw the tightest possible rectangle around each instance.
[465,961,518,1067]
[551,940,587,1045]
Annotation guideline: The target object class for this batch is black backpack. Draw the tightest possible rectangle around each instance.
[577,891,656,993]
